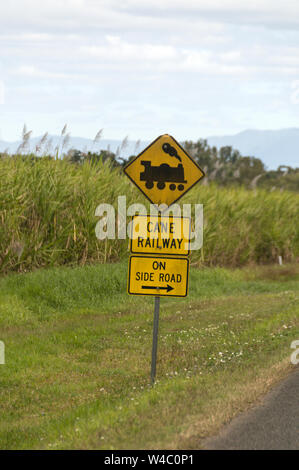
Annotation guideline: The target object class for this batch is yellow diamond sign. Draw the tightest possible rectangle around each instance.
[124,134,205,207]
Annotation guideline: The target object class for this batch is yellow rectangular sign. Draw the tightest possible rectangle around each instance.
[130,215,191,256]
[128,255,189,297]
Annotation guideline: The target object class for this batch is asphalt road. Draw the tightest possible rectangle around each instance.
[203,367,299,450]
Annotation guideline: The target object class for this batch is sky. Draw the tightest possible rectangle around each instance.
[1,0,299,142]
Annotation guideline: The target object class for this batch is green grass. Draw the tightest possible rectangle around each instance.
[1,156,298,274]
[0,262,298,449]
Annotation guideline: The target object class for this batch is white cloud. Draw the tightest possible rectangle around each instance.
[113,0,299,30]
[220,50,241,62]
[1,1,299,141]
[1,0,298,35]
[13,65,70,79]
[82,36,178,62]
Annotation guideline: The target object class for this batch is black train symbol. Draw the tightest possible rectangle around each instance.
[140,161,187,191]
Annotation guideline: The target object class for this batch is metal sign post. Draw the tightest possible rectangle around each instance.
[151,295,160,385]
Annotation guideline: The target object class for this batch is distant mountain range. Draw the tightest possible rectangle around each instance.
[206,128,299,170]
[1,128,298,170]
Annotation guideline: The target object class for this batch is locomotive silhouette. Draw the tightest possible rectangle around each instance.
[140,161,187,191]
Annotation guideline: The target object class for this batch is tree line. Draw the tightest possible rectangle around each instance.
[1,134,298,192]
[63,138,299,192]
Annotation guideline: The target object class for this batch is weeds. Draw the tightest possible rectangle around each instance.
[0,155,298,274]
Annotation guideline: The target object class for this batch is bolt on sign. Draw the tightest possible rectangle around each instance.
[128,256,189,297]
[123,134,205,208]
[130,215,191,257]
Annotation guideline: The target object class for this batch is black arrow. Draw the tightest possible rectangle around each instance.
[142,284,174,293]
